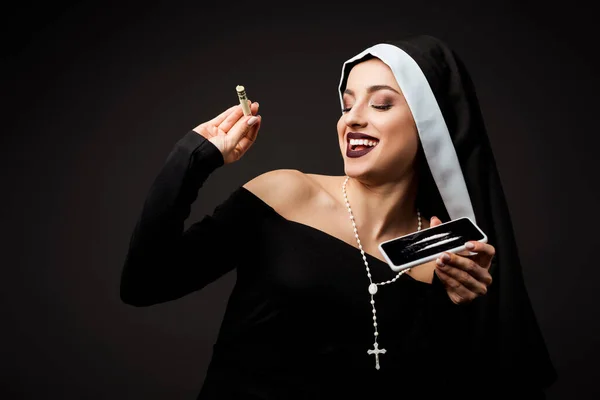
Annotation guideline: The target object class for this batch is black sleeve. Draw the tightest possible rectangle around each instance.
[120,130,241,307]
[425,266,550,396]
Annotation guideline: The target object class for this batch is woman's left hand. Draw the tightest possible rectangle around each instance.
[430,216,495,305]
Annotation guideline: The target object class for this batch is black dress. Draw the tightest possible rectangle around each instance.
[121,130,546,399]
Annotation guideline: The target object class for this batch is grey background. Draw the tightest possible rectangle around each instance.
[3,1,598,398]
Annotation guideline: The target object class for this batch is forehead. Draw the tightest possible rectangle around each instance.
[344,58,401,92]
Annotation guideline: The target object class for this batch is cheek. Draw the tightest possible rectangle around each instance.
[388,109,416,132]
[379,114,419,152]
[336,117,345,135]
[336,118,346,144]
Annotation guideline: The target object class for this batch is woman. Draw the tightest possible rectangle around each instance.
[120,35,557,398]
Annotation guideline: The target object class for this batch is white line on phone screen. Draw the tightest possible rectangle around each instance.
[415,236,461,253]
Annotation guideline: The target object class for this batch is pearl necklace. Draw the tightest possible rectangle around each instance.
[342,176,421,370]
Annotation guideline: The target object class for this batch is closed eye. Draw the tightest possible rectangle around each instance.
[341,105,392,113]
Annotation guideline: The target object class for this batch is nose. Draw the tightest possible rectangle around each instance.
[344,104,367,128]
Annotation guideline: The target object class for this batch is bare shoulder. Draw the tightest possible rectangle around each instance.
[242,169,318,215]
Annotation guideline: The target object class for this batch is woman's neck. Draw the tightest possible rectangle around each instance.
[343,174,420,243]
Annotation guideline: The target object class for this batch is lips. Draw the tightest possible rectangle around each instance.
[347,132,379,141]
[346,132,379,158]
[347,145,375,158]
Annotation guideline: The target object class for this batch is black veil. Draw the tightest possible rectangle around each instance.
[338,35,557,390]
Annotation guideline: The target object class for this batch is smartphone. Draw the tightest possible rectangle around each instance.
[378,217,488,272]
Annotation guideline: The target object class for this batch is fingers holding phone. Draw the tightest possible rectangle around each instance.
[428,216,494,304]
[435,251,488,295]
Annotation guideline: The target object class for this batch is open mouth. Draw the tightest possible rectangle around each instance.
[347,138,379,158]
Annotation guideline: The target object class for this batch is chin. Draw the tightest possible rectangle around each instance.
[344,159,410,186]
[343,161,375,180]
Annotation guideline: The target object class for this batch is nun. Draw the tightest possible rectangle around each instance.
[121,34,557,399]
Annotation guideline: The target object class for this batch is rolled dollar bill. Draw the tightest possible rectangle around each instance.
[236,85,252,116]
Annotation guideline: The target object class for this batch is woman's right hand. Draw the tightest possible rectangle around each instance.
[193,101,261,165]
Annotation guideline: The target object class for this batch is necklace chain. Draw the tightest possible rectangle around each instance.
[342,176,421,370]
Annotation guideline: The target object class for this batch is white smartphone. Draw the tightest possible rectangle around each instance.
[378,216,488,272]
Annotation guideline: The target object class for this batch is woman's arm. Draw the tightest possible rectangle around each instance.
[120,131,237,306]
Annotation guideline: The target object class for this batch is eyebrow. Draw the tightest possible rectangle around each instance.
[343,85,401,96]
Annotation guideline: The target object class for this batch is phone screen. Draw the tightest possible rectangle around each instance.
[379,217,486,267]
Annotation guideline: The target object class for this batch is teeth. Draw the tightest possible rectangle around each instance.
[349,138,378,147]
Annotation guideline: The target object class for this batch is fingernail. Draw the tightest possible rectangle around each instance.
[465,242,475,250]
[247,116,258,126]
[441,253,450,262]
[436,258,445,267]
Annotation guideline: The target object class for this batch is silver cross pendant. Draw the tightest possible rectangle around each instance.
[367,342,386,370]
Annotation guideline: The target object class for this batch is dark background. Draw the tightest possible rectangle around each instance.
[3,0,598,398]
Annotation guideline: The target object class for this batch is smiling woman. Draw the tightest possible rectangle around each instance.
[120,35,557,398]
[338,60,421,185]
